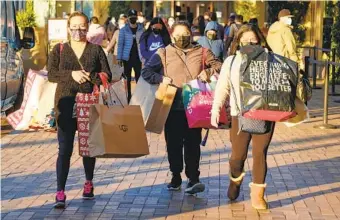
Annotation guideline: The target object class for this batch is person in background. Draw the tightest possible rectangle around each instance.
[168,17,175,30]
[144,16,153,30]
[211,24,275,210]
[203,12,211,25]
[105,17,127,63]
[117,9,144,101]
[139,17,171,64]
[191,16,205,42]
[137,11,145,25]
[224,13,236,41]
[210,12,225,40]
[87,16,107,46]
[197,21,225,61]
[267,9,298,62]
[120,14,128,23]
[142,21,222,195]
[225,15,244,54]
[47,11,112,209]
[104,16,117,41]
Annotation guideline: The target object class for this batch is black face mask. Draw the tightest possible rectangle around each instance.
[129,17,137,24]
[152,28,161,35]
[174,36,191,49]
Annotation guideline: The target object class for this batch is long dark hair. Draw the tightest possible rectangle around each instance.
[140,17,171,51]
[230,24,271,55]
[197,16,205,36]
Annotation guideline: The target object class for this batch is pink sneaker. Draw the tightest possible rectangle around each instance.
[54,190,66,208]
[82,181,94,200]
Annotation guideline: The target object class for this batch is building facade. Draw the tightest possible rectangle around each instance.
[27,0,329,71]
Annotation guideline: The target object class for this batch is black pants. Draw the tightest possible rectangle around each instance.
[229,116,275,184]
[56,119,96,191]
[123,57,141,102]
[164,110,202,181]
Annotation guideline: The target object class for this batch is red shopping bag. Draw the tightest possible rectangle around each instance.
[183,79,228,128]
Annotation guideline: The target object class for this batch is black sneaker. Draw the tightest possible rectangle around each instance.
[167,174,182,191]
[82,181,94,200]
[185,180,205,194]
[54,190,66,209]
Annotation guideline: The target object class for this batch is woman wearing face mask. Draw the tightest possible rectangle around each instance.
[211,24,275,210]
[117,9,144,101]
[142,21,222,194]
[197,21,225,61]
[47,11,112,208]
[139,17,171,65]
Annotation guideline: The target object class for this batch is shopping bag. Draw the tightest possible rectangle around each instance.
[296,70,312,103]
[100,79,128,107]
[88,104,149,158]
[130,77,177,134]
[76,72,123,156]
[182,77,228,128]
[107,52,124,81]
[239,45,298,121]
[282,98,310,127]
[7,69,57,130]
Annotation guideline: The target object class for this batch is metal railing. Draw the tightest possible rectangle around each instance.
[305,49,340,129]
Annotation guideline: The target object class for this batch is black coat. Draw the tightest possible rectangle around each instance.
[47,42,111,129]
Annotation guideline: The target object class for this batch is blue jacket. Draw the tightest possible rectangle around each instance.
[197,22,225,61]
[117,23,144,61]
[139,33,165,63]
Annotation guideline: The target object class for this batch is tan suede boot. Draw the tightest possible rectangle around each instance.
[249,182,268,210]
[227,171,246,200]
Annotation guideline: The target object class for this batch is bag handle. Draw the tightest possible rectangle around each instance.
[98,72,125,108]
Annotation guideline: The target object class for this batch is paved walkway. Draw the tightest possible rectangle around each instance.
[1,86,340,220]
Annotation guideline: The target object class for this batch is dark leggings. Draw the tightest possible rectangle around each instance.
[229,116,275,184]
[164,110,202,181]
[56,119,96,191]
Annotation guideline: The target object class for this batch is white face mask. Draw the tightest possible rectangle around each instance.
[286,17,292,25]
[281,17,292,26]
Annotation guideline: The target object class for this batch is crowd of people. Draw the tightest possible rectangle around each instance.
[48,8,299,210]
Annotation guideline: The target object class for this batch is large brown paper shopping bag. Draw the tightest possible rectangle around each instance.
[130,77,177,134]
[88,104,149,158]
